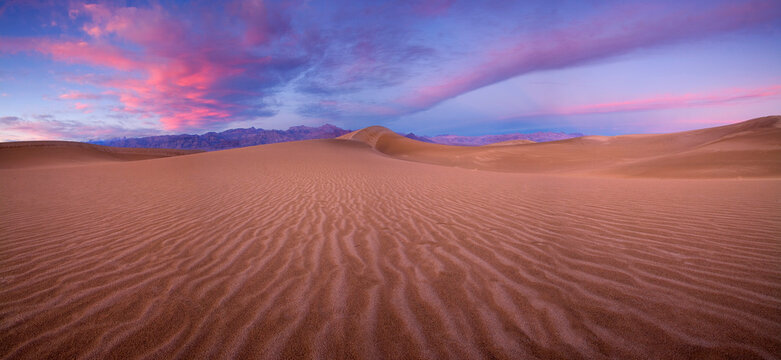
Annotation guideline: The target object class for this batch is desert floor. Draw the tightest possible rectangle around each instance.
[1,118,780,359]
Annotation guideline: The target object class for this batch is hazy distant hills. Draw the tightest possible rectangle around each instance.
[91,124,351,151]
[91,124,583,150]
[424,132,584,146]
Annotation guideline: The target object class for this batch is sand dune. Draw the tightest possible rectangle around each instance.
[340,116,781,178]
[1,117,780,359]
[0,141,202,169]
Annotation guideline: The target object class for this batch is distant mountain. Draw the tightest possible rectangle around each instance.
[425,132,584,146]
[92,124,583,150]
[91,124,351,151]
[402,133,436,143]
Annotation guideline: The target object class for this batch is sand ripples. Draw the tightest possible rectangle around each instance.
[1,140,780,359]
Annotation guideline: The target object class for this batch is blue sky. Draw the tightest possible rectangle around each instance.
[0,0,780,141]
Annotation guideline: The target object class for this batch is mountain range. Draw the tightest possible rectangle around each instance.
[91,124,583,151]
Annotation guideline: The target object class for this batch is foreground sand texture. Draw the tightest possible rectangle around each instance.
[1,117,780,359]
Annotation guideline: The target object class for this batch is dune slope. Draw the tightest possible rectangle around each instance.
[0,141,202,169]
[1,131,780,359]
[339,116,781,177]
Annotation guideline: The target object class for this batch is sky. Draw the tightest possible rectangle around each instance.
[0,0,780,141]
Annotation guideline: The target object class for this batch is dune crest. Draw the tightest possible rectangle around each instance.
[0,141,202,169]
[339,116,781,178]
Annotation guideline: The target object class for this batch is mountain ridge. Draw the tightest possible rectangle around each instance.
[90,124,583,151]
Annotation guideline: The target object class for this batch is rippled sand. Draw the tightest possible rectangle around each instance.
[1,118,780,359]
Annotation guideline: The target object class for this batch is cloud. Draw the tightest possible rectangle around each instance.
[291,1,438,97]
[230,0,293,47]
[0,1,313,131]
[396,0,781,114]
[0,114,160,141]
[557,85,781,116]
[0,116,23,125]
[411,0,455,16]
[502,84,781,119]
[1,0,779,137]
[299,100,401,119]
[296,38,435,95]
[58,91,103,100]
[73,102,91,112]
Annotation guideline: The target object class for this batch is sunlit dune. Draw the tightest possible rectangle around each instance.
[338,115,781,178]
[1,117,780,359]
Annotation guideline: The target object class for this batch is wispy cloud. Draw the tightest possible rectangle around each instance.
[503,84,781,119]
[0,114,159,141]
[58,91,103,100]
[396,0,781,114]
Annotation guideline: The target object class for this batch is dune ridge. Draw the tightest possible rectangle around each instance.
[339,116,781,178]
[1,118,780,359]
[0,141,202,169]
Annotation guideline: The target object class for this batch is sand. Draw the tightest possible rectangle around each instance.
[0,141,203,169]
[1,117,780,359]
[339,116,781,178]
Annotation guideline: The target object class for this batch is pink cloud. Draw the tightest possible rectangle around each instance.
[59,91,103,100]
[0,115,159,141]
[557,85,781,115]
[0,37,139,70]
[43,40,138,70]
[503,84,781,119]
[0,1,303,131]
[73,102,92,113]
[397,0,781,112]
